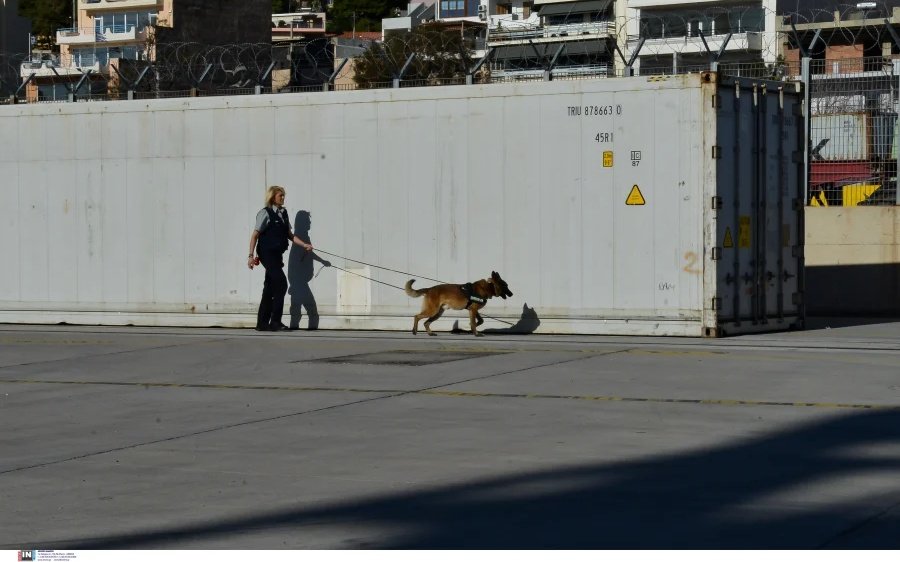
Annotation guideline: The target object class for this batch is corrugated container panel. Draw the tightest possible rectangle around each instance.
[0,73,804,336]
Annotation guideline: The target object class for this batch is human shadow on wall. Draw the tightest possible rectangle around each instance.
[450,304,541,335]
[57,409,900,548]
[287,210,330,330]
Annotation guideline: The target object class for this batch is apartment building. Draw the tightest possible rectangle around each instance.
[779,0,900,73]
[272,10,326,43]
[624,0,778,74]
[19,0,270,101]
[488,0,623,78]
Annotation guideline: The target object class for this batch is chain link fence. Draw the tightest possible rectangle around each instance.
[2,4,900,205]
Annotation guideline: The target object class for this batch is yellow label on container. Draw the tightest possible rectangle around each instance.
[603,151,613,167]
[626,185,646,205]
[723,227,734,248]
[738,216,751,248]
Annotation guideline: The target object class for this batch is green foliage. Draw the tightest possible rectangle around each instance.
[327,0,406,34]
[352,24,477,86]
[17,0,71,48]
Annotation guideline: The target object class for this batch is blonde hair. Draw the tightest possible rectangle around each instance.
[264,185,286,207]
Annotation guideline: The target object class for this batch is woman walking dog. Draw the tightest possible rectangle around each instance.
[248,186,314,332]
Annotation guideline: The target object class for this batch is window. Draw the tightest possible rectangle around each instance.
[94,11,155,34]
[440,0,465,16]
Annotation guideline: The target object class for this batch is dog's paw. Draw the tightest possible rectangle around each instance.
[474,332,484,337]
[428,332,437,336]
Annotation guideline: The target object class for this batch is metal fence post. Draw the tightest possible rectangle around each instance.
[393,78,400,88]
[895,59,900,204]
[254,85,262,95]
[801,56,811,205]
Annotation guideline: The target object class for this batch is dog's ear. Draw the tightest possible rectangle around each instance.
[489,277,501,297]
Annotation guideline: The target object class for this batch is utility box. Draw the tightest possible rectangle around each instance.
[0,72,804,336]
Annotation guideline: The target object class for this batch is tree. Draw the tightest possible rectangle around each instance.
[353,24,478,86]
[18,0,71,49]
[327,0,406,34]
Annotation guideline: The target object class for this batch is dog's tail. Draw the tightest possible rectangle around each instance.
[404,279,426,298]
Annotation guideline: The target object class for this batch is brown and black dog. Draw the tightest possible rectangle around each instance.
[405,271,513,336]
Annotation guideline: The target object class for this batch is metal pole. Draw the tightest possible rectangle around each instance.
[484,0,489,57]
[801,56,811,205]
[895,59,900,204]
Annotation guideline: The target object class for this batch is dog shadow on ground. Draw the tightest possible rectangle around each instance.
[450,303,541,335]
[287,210,330,330]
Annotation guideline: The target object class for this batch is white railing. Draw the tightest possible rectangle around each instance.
[56,25,146,44]
[489,20,615,44]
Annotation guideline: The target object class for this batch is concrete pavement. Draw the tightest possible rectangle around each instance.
[1,318,899,548]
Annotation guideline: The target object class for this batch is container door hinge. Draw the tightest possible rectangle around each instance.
[711,94,721,109]
[792,292,803,305]
[712,146,722,159]
[711,297,723,310]
[711,196,723,209]
[792,245,804,258]
[711,247,722,260]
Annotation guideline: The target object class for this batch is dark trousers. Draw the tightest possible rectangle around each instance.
[257,252,287,328]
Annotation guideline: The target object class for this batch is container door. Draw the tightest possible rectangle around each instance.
[715,78,804,329]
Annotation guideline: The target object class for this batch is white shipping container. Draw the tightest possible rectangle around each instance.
[810,112,869,161]
[0,72,804,336]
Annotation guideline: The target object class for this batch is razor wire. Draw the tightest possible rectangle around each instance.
[3,4,900,204]
[4,5,900,98]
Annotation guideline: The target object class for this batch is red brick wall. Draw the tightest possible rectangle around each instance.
[825,44,864,74]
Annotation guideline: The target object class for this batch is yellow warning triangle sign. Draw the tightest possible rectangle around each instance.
[723,227,734,248]
[626,185,646,205]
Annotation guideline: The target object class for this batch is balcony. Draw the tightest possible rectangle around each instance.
[488,20,616,47]
[57,25,148,46]
[81,0,162,12]
[20,56,101,78]
[626,31,763,56]
[272,11,326,40]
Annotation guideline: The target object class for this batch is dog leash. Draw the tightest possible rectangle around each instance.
[324,262,407,291]
[315,249,447,284]
[314,248,514,326]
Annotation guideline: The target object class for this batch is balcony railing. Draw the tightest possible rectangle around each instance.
[57,25,148,45]
[20,55,102,77]
[625,31,763,54]
[488,20,615,45]
[81,0,162,10]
